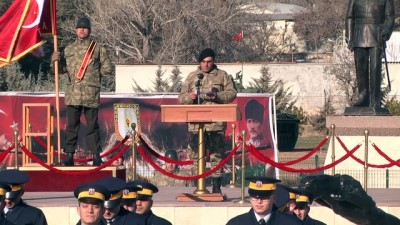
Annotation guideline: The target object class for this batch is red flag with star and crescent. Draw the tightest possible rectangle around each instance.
[0,0,57,67]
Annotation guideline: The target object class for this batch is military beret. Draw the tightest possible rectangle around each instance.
[246,176,281,198]
[245,99,264,123]
[197,48,215,62]
[74,182,110,204]
[96,177,126,209]
[132,180,158,200]
[0,169,29,199]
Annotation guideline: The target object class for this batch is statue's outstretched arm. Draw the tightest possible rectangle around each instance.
[299,174,400,225]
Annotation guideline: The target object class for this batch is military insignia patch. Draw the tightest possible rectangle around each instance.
[114,103,140,145]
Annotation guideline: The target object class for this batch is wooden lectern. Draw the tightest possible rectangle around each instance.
[161,104,241,201]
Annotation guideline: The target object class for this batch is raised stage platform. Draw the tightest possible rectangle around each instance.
[24,186,400,225]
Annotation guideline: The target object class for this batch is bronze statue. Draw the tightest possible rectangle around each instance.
[299,174,400,225]
[345,0,395,109]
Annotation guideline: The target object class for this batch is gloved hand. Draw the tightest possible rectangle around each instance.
[51,51,60,63]
[299,174,400,225]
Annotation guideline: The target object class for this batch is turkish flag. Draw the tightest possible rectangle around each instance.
[233,30,243,42]
[0,0,56,67]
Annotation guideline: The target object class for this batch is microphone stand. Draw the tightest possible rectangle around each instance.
[195,74,203,105]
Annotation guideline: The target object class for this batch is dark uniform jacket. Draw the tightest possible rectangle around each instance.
[76,219,107,225]
[345,0,395,48]
[300,216,326,225]
[226,208,302,225]
[136,210,172,225]
[0,215,15,225]
[105,207,140,225]
[4,201,47,225]
[58,38,113,108]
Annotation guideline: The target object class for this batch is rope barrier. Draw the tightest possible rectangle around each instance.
[336,136,400,168]
[139,135,194,165]
[137,144,240,180]
[0,144,14,162]
[20,144,129,175]
[280,136,328,166]
[246,143,361,173]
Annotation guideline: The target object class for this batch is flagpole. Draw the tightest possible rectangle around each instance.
[53,35,61,164]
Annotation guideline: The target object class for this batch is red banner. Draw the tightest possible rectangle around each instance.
[0,93,276,176]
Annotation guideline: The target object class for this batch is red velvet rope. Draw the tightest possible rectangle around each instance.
[139,135,194,165]
[336,136,400,168]
[33,135,129,163]
[137,144,240,180]
[371,143,400,167]
[20,144,129,175]
[280,136,329,166]
[246,143,361,173]
[0,144,15,162]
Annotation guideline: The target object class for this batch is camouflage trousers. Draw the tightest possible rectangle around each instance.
[189,130,226,178]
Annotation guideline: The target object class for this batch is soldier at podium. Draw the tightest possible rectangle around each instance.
[178,48,237,193]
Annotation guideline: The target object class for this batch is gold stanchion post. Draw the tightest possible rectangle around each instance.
[364,129,369,193]
[194,124,210,194]
[330,124,336,175]
[226,123,238,188]
[131,123,137,180]
[233,130,249,203]
[14,130,19,169]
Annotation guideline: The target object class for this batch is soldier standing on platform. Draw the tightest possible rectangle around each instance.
[74,182,110,225]
[0,170,48,225]
[0,181,15,225]
[51,17,114,166]
[121,181,142,213]
[151,150,192,187]
[345,0,395,109]
[178,48,237,193]
[133,180,172,225]
[96,177,139,225]
[226,177,302,225]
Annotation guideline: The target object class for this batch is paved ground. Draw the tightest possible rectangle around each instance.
[24,186,400,207]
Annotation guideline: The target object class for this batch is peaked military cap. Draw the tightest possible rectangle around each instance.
[0,169,29,199]
[246,176,281,198]
[132,180,158,200]
[96,177,126,209]
[273,183,301,208]
[294,188,313,209]
[0,181,11,196]
[74,182,110,204]
[122,181,143,204]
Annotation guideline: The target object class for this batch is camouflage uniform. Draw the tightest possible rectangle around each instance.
[56,38,113,153]
[178,65,237,178]
[152,169,193,187]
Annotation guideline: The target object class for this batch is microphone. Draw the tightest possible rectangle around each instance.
[197,73,204,80]
[131,123,136,130]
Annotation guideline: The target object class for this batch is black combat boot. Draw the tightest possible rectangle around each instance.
[62,153,74,166]
[212,177,222,193]
[93,153,103,166]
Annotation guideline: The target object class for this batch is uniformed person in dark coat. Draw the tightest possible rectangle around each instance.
[74,182,111,225]
[345,0,395,108]
[226,177,302,225]
[274,184,301,216]
[293,192,326,225]
[121,181,142,213]
[0,181,15,225]
[132,180,172,225]
[96,177,139,225]
[0,170,48,225]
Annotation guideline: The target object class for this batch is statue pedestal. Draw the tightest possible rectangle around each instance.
[325,116,400,188]
[344,107,389,116]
